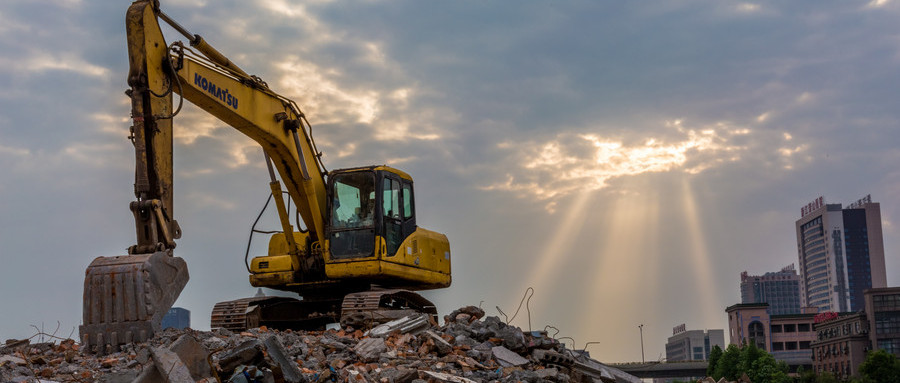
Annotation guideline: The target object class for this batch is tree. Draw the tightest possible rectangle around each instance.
[746,352,790,383]
[712,344,741,380]
[858,349,900,383]
[707,345,723,378]
[709,342,789,382]
[738,342,766,373]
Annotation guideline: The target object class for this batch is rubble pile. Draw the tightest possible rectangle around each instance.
[1,306,640,383]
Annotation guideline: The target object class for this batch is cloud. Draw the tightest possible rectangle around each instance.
[866,0,891,9]
[737,3,761,13]
[0,52,109,78]
[482,120,748,203]
[0,144,29,158]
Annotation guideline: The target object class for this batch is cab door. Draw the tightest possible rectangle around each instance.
[381,175,402,257]
[400,180,416,239]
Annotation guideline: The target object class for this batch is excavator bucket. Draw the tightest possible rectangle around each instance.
[79,252,188,353]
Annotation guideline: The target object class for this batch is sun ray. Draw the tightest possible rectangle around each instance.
[577,178,660,360]
[680,177,720,323]
[518,190,593,313]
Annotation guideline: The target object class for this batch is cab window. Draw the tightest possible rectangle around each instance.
[382,178,400,219]
[331,173,375,229]
[402,183,413,219]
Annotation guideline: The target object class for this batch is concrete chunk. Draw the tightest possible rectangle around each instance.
[218,339,264,374]
[263,335,304,383]
[150,346,194,383]
[353,337,388,362]
[366,313,431,337]
[420,371,477,383]
[425,331,452,356]
[168,334,211,380]
[0,355,27,366]
[492,346,529,367]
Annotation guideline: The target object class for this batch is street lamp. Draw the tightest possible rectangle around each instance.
[638,324,645,363]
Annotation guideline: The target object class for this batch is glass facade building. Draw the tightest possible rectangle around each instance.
[795,195,887,313]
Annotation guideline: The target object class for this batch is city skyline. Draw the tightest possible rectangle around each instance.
[2,1,900,363]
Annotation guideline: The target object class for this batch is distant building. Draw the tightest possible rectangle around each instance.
[725,303,816,367]
[665,326,725,362]
[864,287,900,357]
[795,195,887,312]
[740,264,802,315]
[811,312,869,380]
[161,307,190,330]
[657,326,725,383]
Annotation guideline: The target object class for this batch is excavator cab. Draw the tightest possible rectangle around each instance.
[323,166,451,289]
[249,166,451,292]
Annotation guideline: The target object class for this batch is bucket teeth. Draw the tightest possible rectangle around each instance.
[79,251,188,353]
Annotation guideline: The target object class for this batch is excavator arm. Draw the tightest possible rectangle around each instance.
[81,0,329,352]
[132,0,329,243]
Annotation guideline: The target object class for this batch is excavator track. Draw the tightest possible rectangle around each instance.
[211,296,342,332]
[210,297,268,332]
[211,289,437,332]
[340,289,437,329]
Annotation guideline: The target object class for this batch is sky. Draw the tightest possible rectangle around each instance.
[1,0,900,363]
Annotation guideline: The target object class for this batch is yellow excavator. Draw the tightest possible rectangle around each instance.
[80,0,451,353]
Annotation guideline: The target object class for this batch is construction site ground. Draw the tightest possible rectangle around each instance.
[0,306,643,383]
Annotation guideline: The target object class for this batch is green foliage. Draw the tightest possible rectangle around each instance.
[712,343,741,380]
[707,345,723,378]
[708,342,789,382]
[858,349,900,383]
[814,372,841,383]
[796,365,818,383]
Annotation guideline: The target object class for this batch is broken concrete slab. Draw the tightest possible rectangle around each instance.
[376,367,418,383]
[420,370,477,383]
[168,334,211,380]
[366,313,432,338]
[0,355,26,366]
[353,337,387,363]
[262,335,304,383]
[149,346,194,383]
[424,331,452,356]
[492,345,529,367]
[218,339,264,374]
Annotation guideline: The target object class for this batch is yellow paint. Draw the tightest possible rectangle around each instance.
[325,228,451,288]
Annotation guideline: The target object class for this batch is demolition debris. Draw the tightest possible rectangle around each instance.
[1,306,641,383]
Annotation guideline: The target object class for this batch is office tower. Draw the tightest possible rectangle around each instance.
[795,195,887,312]
[740,264,802,315]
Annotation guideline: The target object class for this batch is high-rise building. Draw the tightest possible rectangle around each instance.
[795,195,887,312]
[740,264,802,315]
